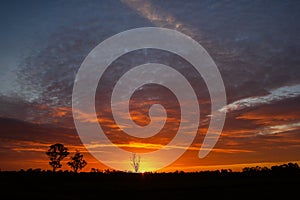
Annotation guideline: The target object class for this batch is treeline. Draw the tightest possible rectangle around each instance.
[1,162,299,175]
[242,162,299,174]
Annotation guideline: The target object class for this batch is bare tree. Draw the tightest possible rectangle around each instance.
[46,143,69,172]
[67,150,87,173]
[130,153,140,173]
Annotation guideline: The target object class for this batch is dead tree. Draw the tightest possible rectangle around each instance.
[130,153,140,173]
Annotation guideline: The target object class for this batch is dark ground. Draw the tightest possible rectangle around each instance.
[1,167,300,199]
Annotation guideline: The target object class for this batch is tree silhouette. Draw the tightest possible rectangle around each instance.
[46,143,69,172]
[67,151,87,173]
[130,153,140,173]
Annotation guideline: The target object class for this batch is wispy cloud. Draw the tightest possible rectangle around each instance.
[220,84,300,113]
[121,0,200,39]
[84,141,254,154]
[1,139,86,153]
[121,0,184,30]
[258,122,300,135]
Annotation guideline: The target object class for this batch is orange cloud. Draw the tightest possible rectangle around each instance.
[52,107,72,117]
[237,111,300,126]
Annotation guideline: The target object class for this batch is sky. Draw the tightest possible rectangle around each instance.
[0,0,300,172]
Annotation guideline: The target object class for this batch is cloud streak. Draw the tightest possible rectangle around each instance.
[220,84,300,113]
[258,122,300,135]
[121,0,185,31]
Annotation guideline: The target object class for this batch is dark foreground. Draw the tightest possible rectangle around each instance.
[1,168,300,199]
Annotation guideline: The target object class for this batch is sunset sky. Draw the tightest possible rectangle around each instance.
[1,0,300,172]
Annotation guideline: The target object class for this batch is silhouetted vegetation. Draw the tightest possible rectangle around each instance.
[4,135,300,198]
[0,162,299,199]
[0,163,300,200]
[242,162,300,175]
[67,150,87,173]
[45,143,69,172]
[130,153,140,173]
